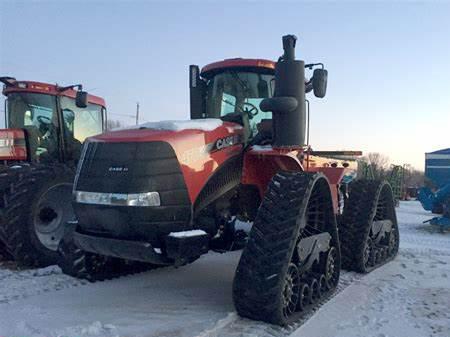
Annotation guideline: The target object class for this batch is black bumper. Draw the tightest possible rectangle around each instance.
[73,228,210,266]
[73,231,172,265]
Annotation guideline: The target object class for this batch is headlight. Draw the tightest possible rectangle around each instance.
[75,191,161,207]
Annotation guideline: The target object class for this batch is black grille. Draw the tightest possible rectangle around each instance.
[74,141,192,242]
[76,141,190,206]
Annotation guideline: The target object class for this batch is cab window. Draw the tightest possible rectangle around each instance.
[206,71,274,137]
[60,96,103,160]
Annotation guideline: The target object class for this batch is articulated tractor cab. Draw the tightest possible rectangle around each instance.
[58,35,399,325]
[0,77,106,266]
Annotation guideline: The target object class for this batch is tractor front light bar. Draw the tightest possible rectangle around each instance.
[75,191,161,207]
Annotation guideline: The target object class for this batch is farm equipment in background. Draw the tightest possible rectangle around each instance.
[419,183,450,231]
[0,77,107,266]
[388,165,406,205]
[57,35,399,325]
[359,162,406,206]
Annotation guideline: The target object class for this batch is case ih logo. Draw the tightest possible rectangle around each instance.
[108,166,129,172]
[211,135,242,152]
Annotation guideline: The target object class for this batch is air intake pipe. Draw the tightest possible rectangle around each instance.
[260,35,306,147]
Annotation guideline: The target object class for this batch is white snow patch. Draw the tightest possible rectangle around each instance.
[116,118,223,132]
[195,312,238,337]
[169,229,208,238]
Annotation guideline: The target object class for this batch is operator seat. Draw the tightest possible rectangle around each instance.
[22,126,40,160]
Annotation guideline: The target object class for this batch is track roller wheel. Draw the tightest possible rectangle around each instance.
[340,180,399,273]
[232,171,340,325]
[362,237,374,269]
[318,274,327,295]
[282,263,301,318]
[309,278,320,303]
[297,283,310,311]
[325,246,339,289]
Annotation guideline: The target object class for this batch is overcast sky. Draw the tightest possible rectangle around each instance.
[1,1,449,169]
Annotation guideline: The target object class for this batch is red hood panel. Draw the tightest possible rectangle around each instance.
[89,120,245,203]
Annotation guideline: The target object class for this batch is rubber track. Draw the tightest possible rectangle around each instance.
[340,179,399,273]
[233,171,340,326]
[0,164,74,267]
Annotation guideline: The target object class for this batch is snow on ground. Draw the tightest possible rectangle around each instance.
[293,201,450,337]
[0,201,449,337]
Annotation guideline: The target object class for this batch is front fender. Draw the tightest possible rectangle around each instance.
[241,146,304,196]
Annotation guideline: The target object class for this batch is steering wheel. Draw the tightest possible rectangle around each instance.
[237,102,259,119]
[37,115,52,125]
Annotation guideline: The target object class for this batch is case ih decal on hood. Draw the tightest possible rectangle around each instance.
[210,134,243,153]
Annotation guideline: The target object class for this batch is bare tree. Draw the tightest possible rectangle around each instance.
[358,152,390,180]
[106,119,125,131]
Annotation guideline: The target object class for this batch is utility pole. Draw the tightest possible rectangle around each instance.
[136,102,140,125]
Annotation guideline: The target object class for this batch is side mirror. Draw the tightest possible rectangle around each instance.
[75,90,88,108]
[189,65,206,119]
[313,69,328,98]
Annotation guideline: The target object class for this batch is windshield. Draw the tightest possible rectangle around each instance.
[6,92,59,161]
[60,96,104,160]
[6,92,104,162]
[205,71,275,135]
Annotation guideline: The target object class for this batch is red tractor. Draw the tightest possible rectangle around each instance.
[58,35,399,325]
[0,77,107,266]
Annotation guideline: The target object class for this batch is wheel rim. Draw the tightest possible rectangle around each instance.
[282,263,300,318]
[34,183,74,251]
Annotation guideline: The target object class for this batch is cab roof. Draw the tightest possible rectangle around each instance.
[2,80,106,107]
[200,58,275,77]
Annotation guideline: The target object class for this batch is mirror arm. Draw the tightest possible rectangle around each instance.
[304,63,324,70]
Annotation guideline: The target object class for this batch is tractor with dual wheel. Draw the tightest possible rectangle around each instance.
[58,35,399,325]
[0,77,107,266]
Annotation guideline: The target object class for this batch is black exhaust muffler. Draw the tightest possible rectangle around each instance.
[260,35,306,147]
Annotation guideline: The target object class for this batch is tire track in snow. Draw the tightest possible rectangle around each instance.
[194,270,363,337]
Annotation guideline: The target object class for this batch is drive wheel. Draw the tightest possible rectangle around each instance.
[233,171,340,326]
[0,164,74,267]
[340,180,399,273]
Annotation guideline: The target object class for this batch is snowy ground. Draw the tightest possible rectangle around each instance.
[0,201,449,337]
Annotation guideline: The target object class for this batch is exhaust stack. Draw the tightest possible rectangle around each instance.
[260,35,306,147]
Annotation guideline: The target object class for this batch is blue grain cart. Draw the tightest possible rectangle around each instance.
[425,148,450,188]
[418,148,450,230]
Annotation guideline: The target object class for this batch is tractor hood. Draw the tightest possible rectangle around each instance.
[86,119,245,203]
[90,119,244,155]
